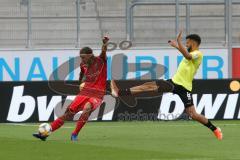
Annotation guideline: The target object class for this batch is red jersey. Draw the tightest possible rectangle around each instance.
[79,56,106,99]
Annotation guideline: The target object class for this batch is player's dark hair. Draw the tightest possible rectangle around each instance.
[186,34,201,45]
[80,47,93,55]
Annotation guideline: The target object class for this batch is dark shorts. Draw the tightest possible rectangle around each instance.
[167,79,194,108]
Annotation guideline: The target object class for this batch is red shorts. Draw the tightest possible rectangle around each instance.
[68,95,103,114]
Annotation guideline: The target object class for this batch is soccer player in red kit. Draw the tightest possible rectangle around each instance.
[33,37,109,141]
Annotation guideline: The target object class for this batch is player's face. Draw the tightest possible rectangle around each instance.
[186,38,193,52]
[80,54,93,64]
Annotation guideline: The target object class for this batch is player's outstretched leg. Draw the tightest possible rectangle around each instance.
[110,80,173,97]
[71,102,92,141]
[33,109,75,141]
[111,80,157,96]
[185,106,223,140]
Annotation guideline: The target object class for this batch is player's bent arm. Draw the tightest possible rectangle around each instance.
[79,67,84,83]
[79,72,84,83]
[168,39,191,60]
[79,71,85,91]
[177,39,192,60]
[176,30,192,60]
[100,44,107,60]
[79,66,86,91]
[99,36,109,60]
[168,40,179,50]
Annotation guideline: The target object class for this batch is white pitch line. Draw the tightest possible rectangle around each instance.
[2,122,240,128]
[2,123,73,129]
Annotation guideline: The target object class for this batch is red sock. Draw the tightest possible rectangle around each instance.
[72,113,90,135]
[51,118,64,132]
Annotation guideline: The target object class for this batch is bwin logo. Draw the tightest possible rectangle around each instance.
[7,86,117,122]
[187,92,191,100]
[159,93,240,120]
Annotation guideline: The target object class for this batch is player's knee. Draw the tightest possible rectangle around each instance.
[83,103,93,113]
[186,110,198,120]
[187,111,193,118]
[186,108,196,119]
[62,109,75,120]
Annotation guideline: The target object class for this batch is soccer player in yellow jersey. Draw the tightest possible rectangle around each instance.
[111,30,223,140]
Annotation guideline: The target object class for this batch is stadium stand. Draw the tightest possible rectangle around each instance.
[0,0,239,48]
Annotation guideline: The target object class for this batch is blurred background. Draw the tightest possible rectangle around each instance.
[0,0,239,49]
[0,3,240,159]
[0,0,239,123]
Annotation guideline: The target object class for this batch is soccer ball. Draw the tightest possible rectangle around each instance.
[38,123,51,136]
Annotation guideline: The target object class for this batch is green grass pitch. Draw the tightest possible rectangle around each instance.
[0,120,239,160]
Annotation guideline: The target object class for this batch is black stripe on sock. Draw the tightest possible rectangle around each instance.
[204,120,217,132]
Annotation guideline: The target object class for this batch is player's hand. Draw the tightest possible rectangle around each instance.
[79,82,85,90]
[168,40,178,48]
[177,29,183,42]
[103,36,109,44]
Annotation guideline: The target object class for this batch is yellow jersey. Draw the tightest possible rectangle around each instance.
[172,50,203,91]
